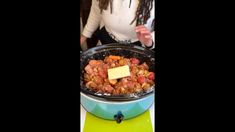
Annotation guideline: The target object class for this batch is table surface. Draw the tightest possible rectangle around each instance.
[80,103,155,132]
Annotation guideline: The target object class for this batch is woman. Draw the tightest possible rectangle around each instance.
[80,0,155,49]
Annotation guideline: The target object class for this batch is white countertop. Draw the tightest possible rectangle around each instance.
[80,103,155,132]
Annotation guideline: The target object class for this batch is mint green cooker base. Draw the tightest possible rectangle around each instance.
[81,93,154,120]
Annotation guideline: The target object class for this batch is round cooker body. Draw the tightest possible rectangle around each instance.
[81,92,154,121]
[80,44,156,122]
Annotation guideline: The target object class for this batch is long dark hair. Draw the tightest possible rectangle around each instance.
[97,0,154,27]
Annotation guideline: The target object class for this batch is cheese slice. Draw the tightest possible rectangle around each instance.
[108,65,130,80]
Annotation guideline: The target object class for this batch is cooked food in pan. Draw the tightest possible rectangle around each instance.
[84,55,155,95]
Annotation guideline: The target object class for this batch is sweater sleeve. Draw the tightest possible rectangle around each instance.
[82,0,101,38]
[140,0,155,50]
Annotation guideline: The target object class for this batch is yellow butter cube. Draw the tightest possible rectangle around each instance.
[108,65,130,80]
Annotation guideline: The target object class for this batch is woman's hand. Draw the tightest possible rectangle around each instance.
[135,25,153,47]
[80,34,87,45]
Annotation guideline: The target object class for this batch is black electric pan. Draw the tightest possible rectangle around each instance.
[80,43,155,101]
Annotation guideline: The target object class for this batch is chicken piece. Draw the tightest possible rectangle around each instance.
[119,59,125,66]
[146,79,155,85]
[142,82,151,90]
[137,69,145,76]
[131,66,139,74]
[98,70,107,78]
[86,81,97,89]
[137,76,146,84]
[92,76,103,85]
[109,79,117,85]
[85,65,93,74]
[130,58,140,64]
[111,62,116,67]
[84,73,92,82]
[134,87,142,93]
[124,58,131,66]
[144,70,149,76]
[148,72,155,80]
[89,60,100,66]
[127,81,134,88]
[139,62,149,70]
[102,85,114,93]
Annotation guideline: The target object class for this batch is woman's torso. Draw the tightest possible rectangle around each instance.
[100,0,155,43]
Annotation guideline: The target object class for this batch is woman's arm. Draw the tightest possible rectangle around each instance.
[135,0,155,49]
[81,0,102,44]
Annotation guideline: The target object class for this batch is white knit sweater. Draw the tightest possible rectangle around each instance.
[82,0,155,48]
